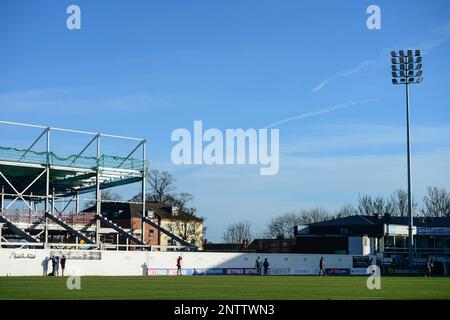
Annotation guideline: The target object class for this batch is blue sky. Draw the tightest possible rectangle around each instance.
[1,0,449,242]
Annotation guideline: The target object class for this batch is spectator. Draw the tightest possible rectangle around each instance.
[54,256,60,276]
[263,258,270,275]
[60,255,67,276]
[176,256,182,276]
[255,256,262,275]
[426,257,434,277]
[41,256,49,276]
[319,257,325,276]
[50,255,56,276]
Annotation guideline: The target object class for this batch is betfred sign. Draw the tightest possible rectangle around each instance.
[325,268,351,275]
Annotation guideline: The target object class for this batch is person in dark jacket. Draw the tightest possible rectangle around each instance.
[60,255,67,276]
[263,258,270,275]
[319,257,325,276]
[49,255,56,276]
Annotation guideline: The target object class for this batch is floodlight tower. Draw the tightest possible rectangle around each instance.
[391,49,423,264]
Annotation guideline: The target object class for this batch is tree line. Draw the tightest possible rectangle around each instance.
[222,186,450,243]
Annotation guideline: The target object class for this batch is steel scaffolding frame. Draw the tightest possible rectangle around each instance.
[0,120,148,248]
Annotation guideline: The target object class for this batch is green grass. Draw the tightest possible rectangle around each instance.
[0,276,449,300]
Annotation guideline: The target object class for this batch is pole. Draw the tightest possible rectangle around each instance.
[141,140,146,246]
[44,128,50,246]
[96,135,101,244]
[75,192,80,213]
[1,185,4,212]
[405,82,414,263]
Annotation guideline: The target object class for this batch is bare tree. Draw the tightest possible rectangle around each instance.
[170,193,206,244]
[422,186,450,217]
[147,170,176,204]
[357,194,375,215]
[172,212,205,244]
[223,221,253,244]
[168,193,194,212]
[298,207,330,224]
[265,212,304,239]
[357,194,395,216]
[389,189,418,217]
[373,196,392,215]
[336,204,357,218]
[263,208,330,239]
[130,170,177,203]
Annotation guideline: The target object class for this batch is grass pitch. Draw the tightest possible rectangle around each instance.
[0,276,449,300]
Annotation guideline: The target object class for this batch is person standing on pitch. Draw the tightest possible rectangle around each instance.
[54,256,60,276]
[263,258,270,275]
[426,257,434,277]
[50,255,56,276]
[176,256,183,276]
[255,256,262,275]
[41,256,49,276]
[60,255,67,276]
[319,257,325,276]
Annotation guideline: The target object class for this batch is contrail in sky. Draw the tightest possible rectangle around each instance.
[264,99,376,129]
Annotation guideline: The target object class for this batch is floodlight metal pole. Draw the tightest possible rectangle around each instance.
[44,128,50,246]
[141,140,146,247]
[391,49,422,264]
[405,81,414,262]
[95,135,101,245]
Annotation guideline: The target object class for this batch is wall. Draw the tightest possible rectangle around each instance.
[0,248,373,276]
[159,219,203,249]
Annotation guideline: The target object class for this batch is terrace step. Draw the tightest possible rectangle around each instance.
[96,214,146,246]
[0,215,40,243]
[44,212,94,244]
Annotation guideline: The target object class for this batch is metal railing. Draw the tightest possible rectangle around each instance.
[0,241,198,252]
[1,210,96,226]
[384,246,450,255]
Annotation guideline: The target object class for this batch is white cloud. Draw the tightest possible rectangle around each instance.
[312,20,450,92]
[312,60,375,92]
[264,99,375,129]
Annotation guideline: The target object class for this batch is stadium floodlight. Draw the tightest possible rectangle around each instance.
[390,49,423,265]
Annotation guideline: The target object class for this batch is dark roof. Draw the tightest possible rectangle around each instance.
[306,215,450,228]
[83,202,203,222]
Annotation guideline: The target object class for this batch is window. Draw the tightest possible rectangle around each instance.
[149,230,154,238]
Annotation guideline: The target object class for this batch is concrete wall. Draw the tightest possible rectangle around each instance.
[0,248,373,276]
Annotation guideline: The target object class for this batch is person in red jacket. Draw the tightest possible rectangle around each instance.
[176,256,183,276]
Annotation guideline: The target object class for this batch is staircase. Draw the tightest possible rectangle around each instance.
[0,215,40,243]
[44,212,94,244]
[141,215,197,250]
[96,215,146,246]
